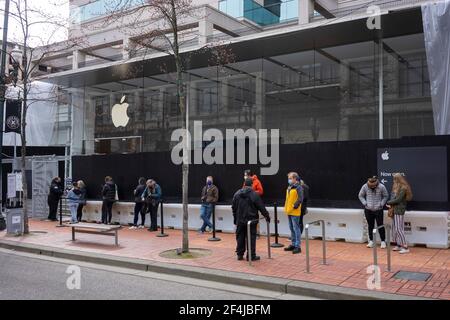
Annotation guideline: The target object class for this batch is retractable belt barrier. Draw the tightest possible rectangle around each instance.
[373,224,392,272]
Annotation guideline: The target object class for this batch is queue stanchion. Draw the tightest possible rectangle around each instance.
[157,200,168,238]
[208,205,221,242]
[56,197,65,228]
[271,202,284,248]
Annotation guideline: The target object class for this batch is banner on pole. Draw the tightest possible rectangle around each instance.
[5,99,22,134]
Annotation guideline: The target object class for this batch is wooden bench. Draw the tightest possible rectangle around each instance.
[68,223,121,246]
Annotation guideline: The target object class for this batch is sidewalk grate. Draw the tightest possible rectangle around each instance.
[394,271,432,282]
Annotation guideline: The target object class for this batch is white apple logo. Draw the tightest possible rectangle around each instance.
[111,95,130,128]
[381,151,389,161]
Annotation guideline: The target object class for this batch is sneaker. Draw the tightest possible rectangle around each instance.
[197,230,205,234]
[367,241,374,248]
[292,247,301,254]
[284,245,295,252]
[138,226,145,229]
[380,241,387,249]
[393,246,401,251]
[129,226,137,230]
[399,248,410,254]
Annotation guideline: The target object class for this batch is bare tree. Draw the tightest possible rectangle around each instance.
[3,0,84,233]
[104,0,234,253]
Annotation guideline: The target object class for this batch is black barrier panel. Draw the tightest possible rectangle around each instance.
[73,135,450,211]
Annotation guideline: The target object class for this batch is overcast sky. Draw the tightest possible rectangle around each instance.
[0,0,70,47]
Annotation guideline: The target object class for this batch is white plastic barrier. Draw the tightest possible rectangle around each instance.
[81,201,449,247]
[82,201,102,222]
[400,211,449,249]
[302,208,367,243]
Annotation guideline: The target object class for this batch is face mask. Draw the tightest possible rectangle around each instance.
[207,181,212,186]
[288,179,293,185]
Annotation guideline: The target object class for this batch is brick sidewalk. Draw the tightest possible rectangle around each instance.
[1,219,449,299]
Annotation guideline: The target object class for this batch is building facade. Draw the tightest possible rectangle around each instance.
[36,0,438,158]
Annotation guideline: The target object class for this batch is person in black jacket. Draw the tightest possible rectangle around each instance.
[130,177,147,229]
[76,180,87,222]
[232,178,271,261]
[101,176,117,224]
[300,180,310,233]
[47,177,63,221]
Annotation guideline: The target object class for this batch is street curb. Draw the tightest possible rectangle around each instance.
[0,239,430,300]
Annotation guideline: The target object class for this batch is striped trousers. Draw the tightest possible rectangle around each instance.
[393,214,408,248]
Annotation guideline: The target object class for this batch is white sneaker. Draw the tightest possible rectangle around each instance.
[367,241,374,248]
[380,241,387,249]
[129,226,137,230]
[393,246,401,251]
[138,226,145,229]
[399,248,410,254]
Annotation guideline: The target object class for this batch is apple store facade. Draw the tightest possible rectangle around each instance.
[46,7,450,208]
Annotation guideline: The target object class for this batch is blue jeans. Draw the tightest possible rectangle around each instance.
[288,215,301,248]
[69,204,78,223]
[200,203,213,232]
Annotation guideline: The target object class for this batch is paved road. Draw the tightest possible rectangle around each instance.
[0,250,315,300]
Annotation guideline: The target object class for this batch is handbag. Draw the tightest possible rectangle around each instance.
[388,206,395,218]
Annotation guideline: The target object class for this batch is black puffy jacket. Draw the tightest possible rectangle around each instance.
[102,182,117,202]
[232,187,269,225]
[48,180,63,202]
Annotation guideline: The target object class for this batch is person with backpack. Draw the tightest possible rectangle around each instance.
[101,176,117,225]
[358,176,389,249]
[300,180,310,233]
[232,178,271,261]
[67,182,82,224]
[387,173,413,254]
[130,177,147,230]
[142,179,162,232]
[284,172,303,255]
[47,177,64,221]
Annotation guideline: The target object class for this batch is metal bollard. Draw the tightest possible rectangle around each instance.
[157,201,168,238]
[373,224,392,272]
[270,202,284,248]
[248,218,272,266]
[305,220,327,273]
[208,205,221,242]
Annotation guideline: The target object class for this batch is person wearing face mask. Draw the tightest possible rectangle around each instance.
[284,172,304,255]
[358,176,389,249]
[199,176,219,234]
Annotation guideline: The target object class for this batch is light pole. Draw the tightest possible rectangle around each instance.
[0,0,11,213]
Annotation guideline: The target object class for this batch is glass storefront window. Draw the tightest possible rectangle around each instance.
[70,31,433,156]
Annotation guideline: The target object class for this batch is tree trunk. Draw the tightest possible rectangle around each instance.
[21,92,29,234]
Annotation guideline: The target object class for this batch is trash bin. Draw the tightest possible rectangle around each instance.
[6,210,24,235]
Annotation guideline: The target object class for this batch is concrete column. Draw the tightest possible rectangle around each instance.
[70,88,86,156]
[255,72,265,130]
[72,50,86,70]
[198,19,214,46]
[299,0,314,25]
[123,38,136,60]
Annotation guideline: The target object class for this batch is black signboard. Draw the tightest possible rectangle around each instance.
[377,146,448,202]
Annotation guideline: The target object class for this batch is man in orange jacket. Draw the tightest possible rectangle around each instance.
[244,170,264,197]
[244,170,264,238]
